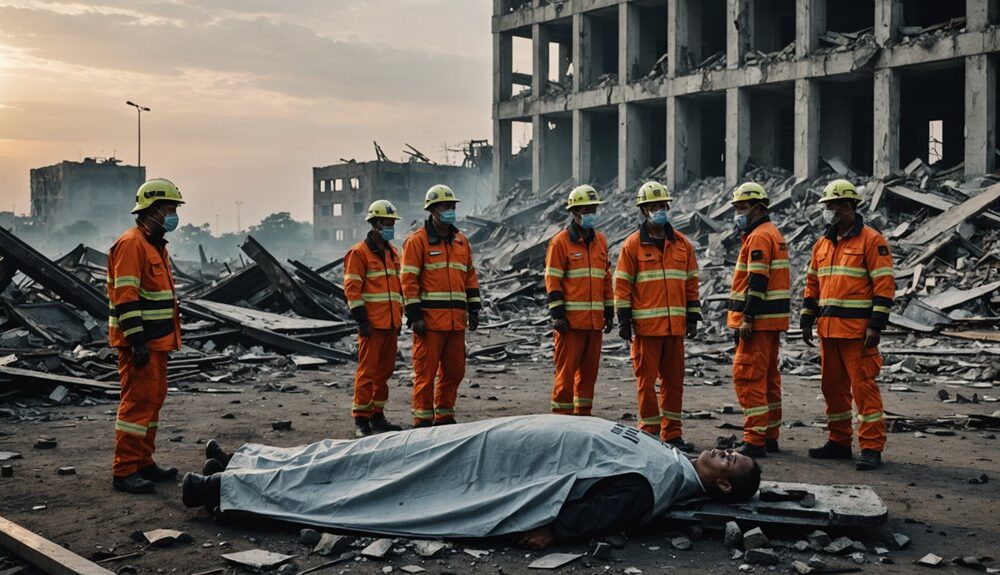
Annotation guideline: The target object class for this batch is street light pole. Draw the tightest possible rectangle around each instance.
[235,202,243,233]
[125,101,151,167]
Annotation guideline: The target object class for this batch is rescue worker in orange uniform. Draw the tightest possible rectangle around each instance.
[614,182,701,450]
[401,185,481,427]
[344,200,406,438]
[107,178,184,494]
[801,180,895,471]
[726,183,791,459]
[544,185,614,415]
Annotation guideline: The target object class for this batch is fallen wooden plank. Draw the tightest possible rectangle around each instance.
[940,330,1000,343]
[919,280,1000,311]
[187,300,346,333]
[0,513,116,575]
[903,182,1000,245]
[0,226,107,319]
[0,366,118,391]
[241,236,340,320]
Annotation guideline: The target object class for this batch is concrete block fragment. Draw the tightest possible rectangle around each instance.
[746,548,779,565]
[0,465,12,477]
[361,538,394,559]
[807,530,830,547]
[56,467,76,475]
[823,536,854,554]
[742,527,769,550]
[725,521,742,548]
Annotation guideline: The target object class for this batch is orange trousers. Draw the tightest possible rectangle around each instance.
[732,331,782,447]
[411,329,466,425]
[631,335,685,441]
[352,329,398,418]
[551,329,603,415]
[113,348,168,477]
[820,338,886,451]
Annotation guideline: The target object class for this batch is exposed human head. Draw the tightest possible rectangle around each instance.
[693,449,762,502]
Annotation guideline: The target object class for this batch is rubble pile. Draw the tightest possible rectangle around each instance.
[467,159,1000,400]
[0,226,355,405]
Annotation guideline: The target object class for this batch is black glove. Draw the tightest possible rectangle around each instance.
[618,320,633,343]
[468,314,480,331]
[412,319,427,336]
[358,321,372,337]
[131,343,150,368]
[603,310,614,334]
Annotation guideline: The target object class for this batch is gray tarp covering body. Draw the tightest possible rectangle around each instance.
[220,414,703,538]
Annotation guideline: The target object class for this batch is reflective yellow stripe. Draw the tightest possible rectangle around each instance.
[743,405,770,417]
[632,307,688,319]
[411,409,434,419]
[119,310,143,321]
[615,300,633,309]
[755,312,790,319]
[366,269,398,278]
[362,293,403,303]
[686,307,701,314]
[858,412,884,423]
[122,326,144,337]
[434,408,455,416]
[869,267,893,278]
[424,262,469,272]
[420,291,467,301]
[746,263,769,273]
[640,416,661,425]
[546,267,565,278]
[115,419,147,436]
[770,259,790,269]
[147,421,158,429]
[138,288,174,301]
[872,305,891,314]
[749,425,769,433]
[344,273,363,282]
[614,270,634,283]
[565,268,606,279]
[548,300,565,309]
[687,270,698,279]
[348,299,365,309]
[551,401,574,410]
[635,269,688,282]
[815,266,868,278]
[732,290,792,301]
[827,411,853,422]
[404,297,422,306]
[573,397,593,406]
[401,266,421,275]
[747,290,766,299]
[660,410,682,421]
[819,298,872,308]
[113,276,140,288]
[353,401,374,411]
[564,301,605,311]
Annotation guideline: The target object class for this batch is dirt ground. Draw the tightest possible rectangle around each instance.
[1,327,997,575]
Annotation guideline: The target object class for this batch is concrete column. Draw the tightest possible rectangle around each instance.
[668,0,690,77]
[726,88,750,187]
[620,3,640,84]
[533,24,550,98]
[875,0,902,46]
[965,54,997,177]
[573,109,592,184]
[573,12,591,91]
[728,0,751,69]
[794,79,821,180]
[796,0,825,57]
[494,32,513,102]
[532,115,544,195]
[492,118,512,201]
[666,96,689,190]
[619,103,650,190]
[967,0,999,30]
[873,68,900,178]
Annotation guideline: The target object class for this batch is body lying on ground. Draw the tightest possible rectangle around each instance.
[183,414,761,549]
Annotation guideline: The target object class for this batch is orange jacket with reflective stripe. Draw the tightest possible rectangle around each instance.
[343,235,403,330]
[401,219,481,331]
[544,225,613,330]
[727,218,791,331]
[107,226,181,351]
[614,224,701,337]
[801,217,895,339]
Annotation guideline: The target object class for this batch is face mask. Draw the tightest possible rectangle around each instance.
[734,213,749,231]
[162,213,179,233]
[821,209,839,226]
[648,209,668,226]
[580,213,597,229]
[438,209,457,225]
[380,226,395,242]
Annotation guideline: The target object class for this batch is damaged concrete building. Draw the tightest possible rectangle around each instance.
[30,157,146,234]
[313,152,491,249]
[492,0,999,195]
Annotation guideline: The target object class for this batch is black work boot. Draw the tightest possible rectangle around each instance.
[205,439,231,466]
[765,438,781,453]
[112,472,156,494]
[665,437,695,453]
[182,472,222,510]
[355,417,373,438]
[856,449,882,471]
[808,440,853,460]
[370,413,402,433]
[736,442,767,458]
[412,420,433,429]
[138,462,178,482]
[203,458,226,476]
[434,417,457,426]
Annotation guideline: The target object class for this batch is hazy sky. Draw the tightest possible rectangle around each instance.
[0,0,496,233]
